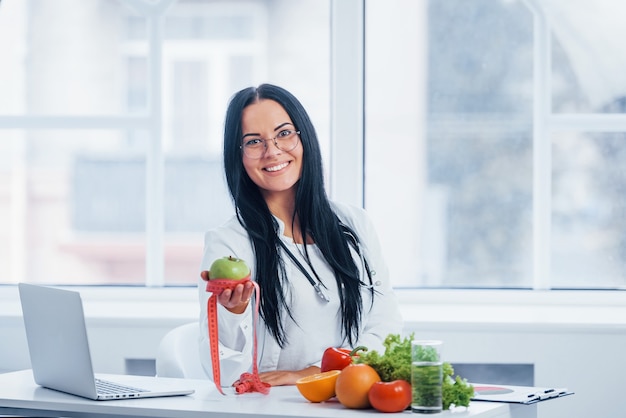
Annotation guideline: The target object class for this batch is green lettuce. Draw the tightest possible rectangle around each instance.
[355,333,474,410]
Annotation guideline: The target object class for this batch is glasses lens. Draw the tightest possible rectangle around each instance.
[243,143,263,158]
[275,131,299,152]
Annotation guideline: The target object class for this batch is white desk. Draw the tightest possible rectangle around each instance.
[0,369,528,418]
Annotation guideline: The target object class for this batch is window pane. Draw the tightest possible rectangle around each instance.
[365,0,534,288]
[552,132,626,288]
[0,1,148,116]
[4,129,148,285]
[548,0,626,113]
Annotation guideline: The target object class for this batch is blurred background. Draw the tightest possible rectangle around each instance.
[1,0,625,290]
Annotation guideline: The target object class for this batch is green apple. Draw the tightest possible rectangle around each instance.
[209,256,250,280]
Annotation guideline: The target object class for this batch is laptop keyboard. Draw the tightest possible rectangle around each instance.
[95,378,149,395]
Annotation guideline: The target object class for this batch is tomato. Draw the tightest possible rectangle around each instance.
[368,380,412,413]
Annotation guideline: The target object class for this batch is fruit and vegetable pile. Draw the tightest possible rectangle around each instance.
[296,333,474,413]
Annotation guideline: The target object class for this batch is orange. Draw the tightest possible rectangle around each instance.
[295,370,341,403]
[334,363,381,409]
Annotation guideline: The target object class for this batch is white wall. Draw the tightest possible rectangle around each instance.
[1,286,625,418]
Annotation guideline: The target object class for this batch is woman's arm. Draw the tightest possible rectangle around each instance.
[258,365,321,386]
[198,221,257,385]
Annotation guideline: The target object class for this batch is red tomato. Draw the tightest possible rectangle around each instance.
[368,380,412,413]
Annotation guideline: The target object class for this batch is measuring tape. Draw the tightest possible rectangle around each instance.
[206,276,270,395]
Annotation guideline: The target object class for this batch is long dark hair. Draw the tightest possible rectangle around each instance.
[222,84,364,347]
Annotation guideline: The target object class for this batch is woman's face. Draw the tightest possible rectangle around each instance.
[240,99,303,199]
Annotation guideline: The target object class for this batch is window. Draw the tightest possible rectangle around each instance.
[0,0,331,285]
[364,0,626,289]
[2,0,625,290]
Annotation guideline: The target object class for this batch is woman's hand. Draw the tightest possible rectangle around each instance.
[200,270,255,314]
[258,365,321,386]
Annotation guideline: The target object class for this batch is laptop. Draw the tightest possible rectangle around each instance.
[18,282,195,400]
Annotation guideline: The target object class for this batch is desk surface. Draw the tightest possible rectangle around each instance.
[0,369,518,418]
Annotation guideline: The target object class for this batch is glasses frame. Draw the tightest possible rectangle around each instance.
[240,129,301,159]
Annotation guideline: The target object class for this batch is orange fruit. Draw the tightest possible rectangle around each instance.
[334,363,381,409]
[295,370,341,403]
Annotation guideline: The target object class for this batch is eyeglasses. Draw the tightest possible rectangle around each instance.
[240,129,301,159]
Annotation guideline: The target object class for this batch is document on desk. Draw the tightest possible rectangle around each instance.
[470,383,574,404]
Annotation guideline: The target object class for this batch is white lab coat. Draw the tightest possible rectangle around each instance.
[197,201,404,386]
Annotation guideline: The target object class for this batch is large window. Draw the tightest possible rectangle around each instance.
[1,0,625,290]
[365,0,626,289]
[0,0,330,285]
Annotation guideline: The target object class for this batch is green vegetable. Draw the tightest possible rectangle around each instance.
[442,362,474,410]
[355,333,474,410]
[354,333,412,382]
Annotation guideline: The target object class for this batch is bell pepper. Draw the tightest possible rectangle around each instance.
[320,346,367,372]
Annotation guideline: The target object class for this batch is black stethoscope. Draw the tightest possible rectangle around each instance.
[277,224,381,303]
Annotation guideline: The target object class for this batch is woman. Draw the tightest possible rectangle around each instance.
[198,84,403,387]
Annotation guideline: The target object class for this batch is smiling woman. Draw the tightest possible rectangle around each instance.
[197,83,404,390]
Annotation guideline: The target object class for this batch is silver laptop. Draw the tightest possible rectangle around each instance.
[18,282,195,400]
